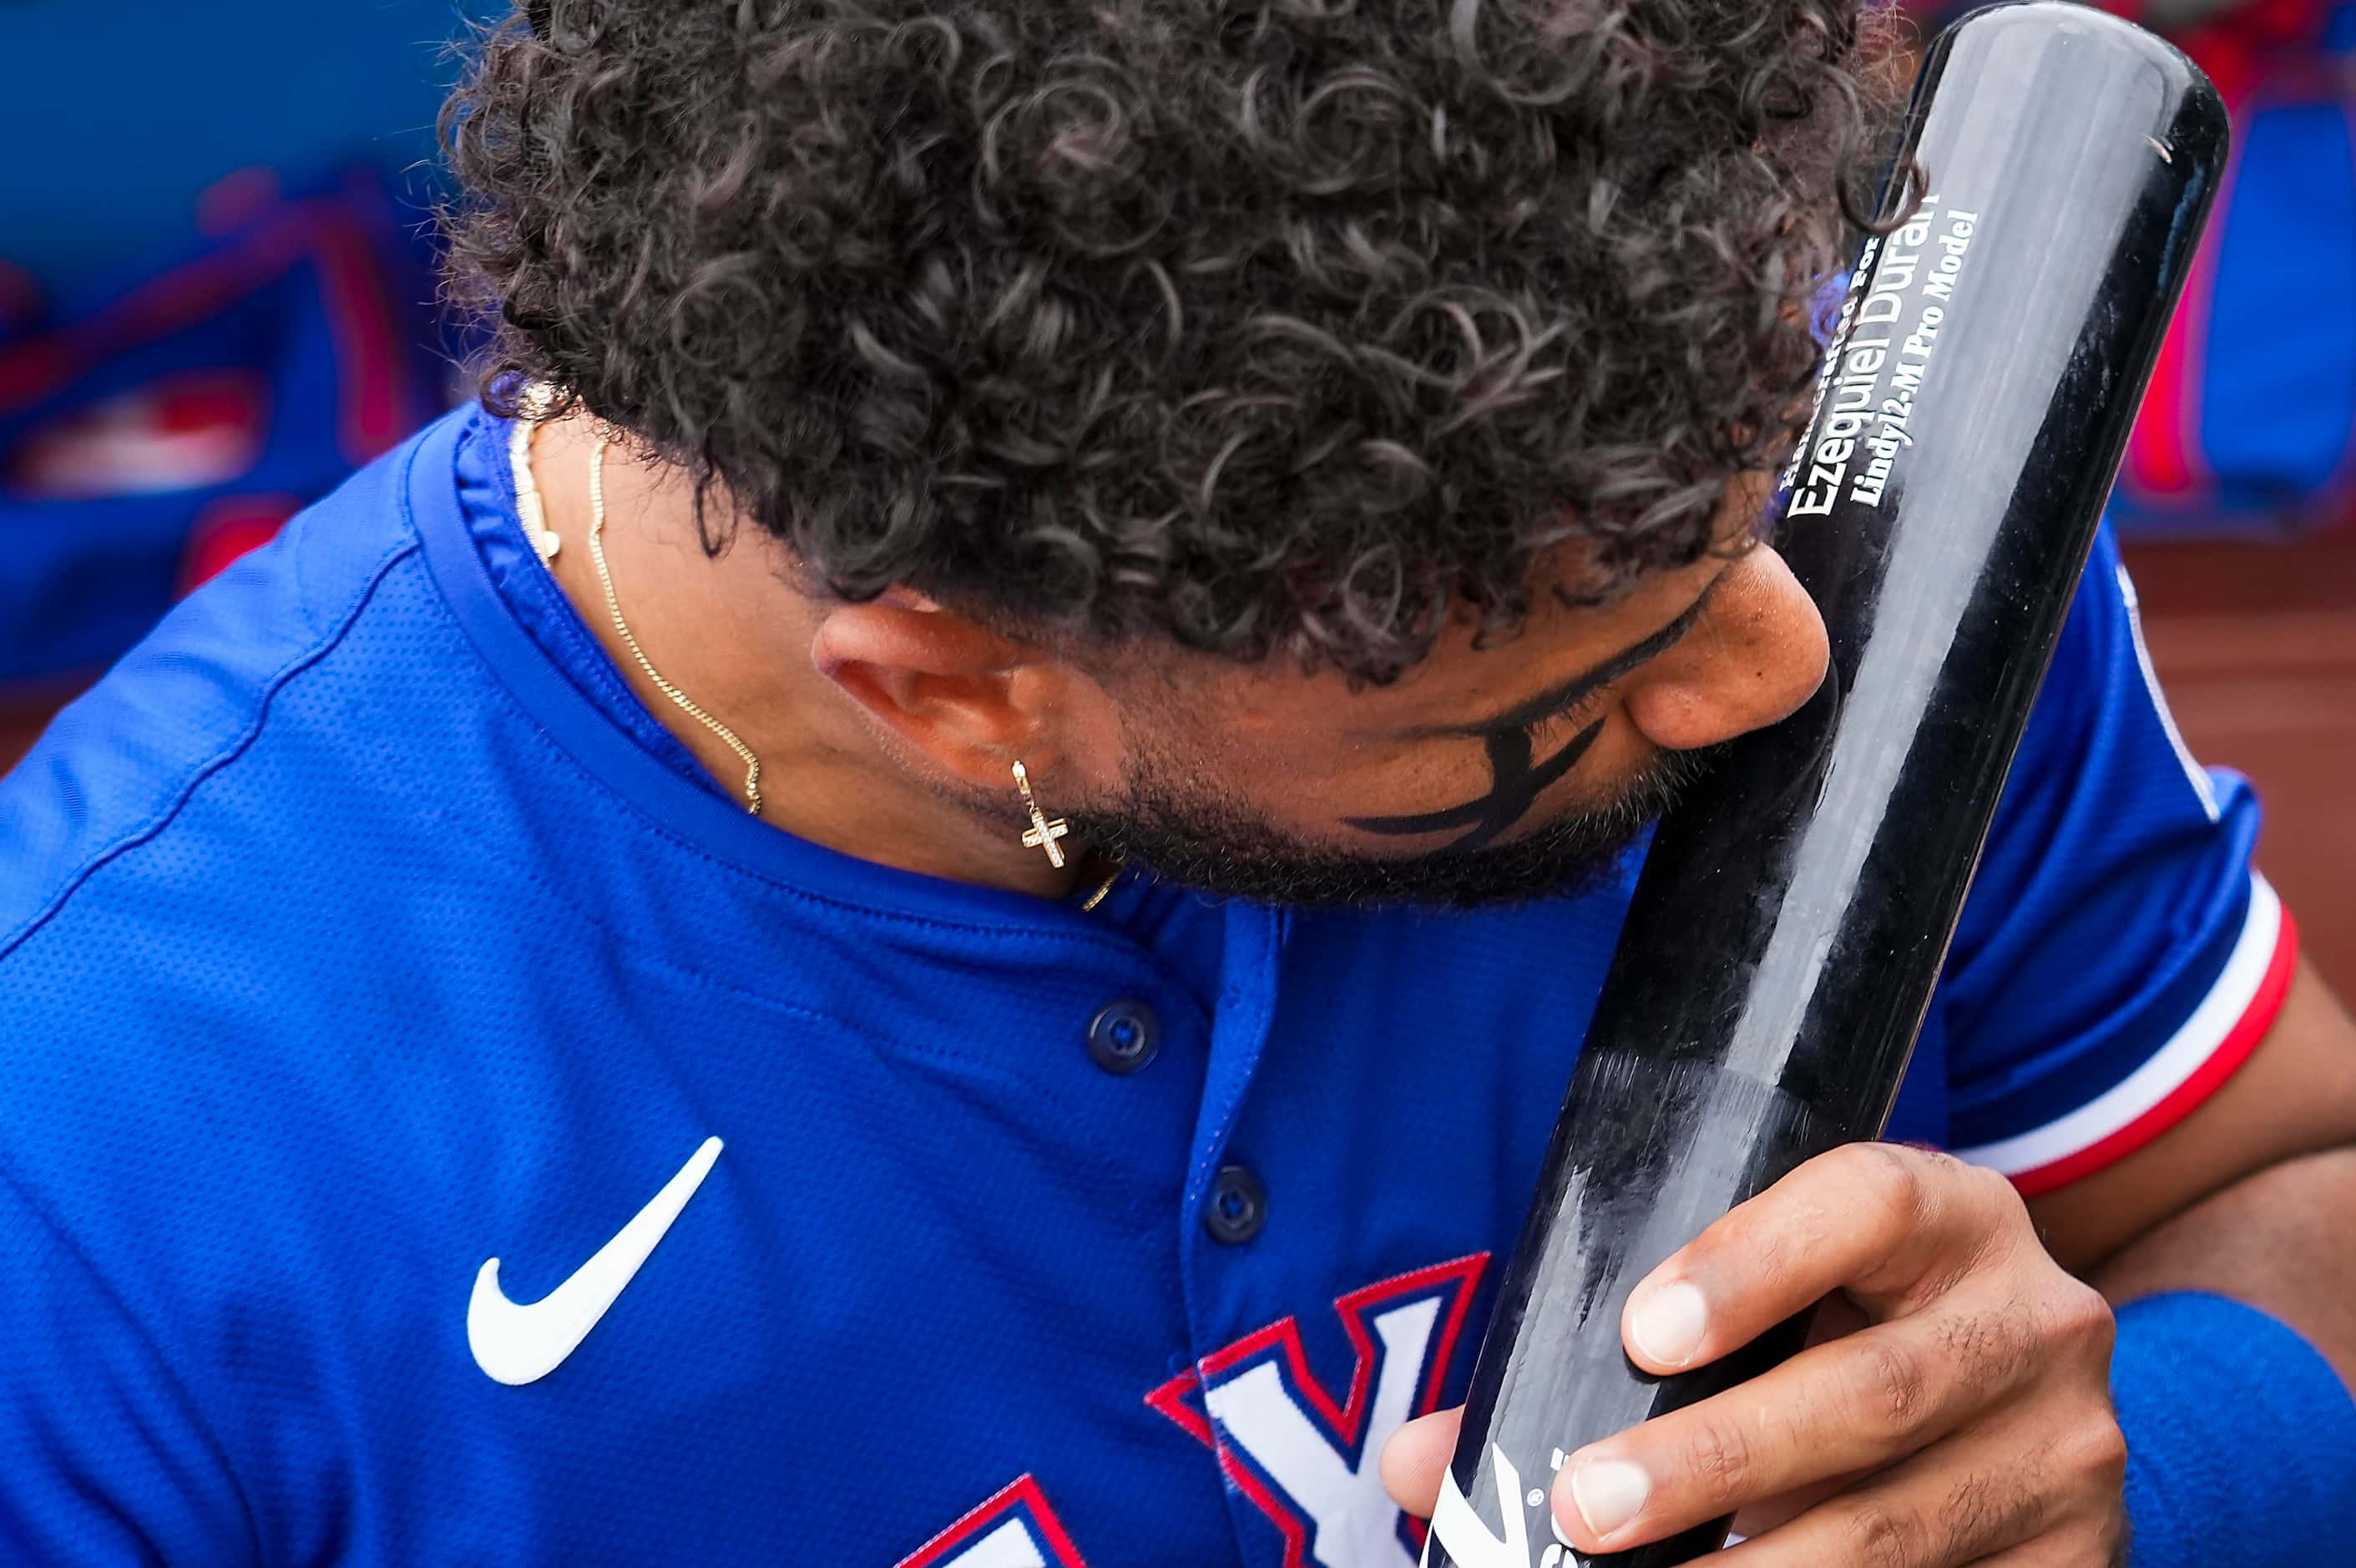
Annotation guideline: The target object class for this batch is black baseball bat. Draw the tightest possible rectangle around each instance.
[1422,7,2227,1565]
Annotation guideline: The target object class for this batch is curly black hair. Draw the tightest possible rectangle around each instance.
[441,0,1899,685]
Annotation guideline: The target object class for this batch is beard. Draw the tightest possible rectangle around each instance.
[1057,742,1721,911]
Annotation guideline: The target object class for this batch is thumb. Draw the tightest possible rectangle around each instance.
[1378,1407,1464,1519]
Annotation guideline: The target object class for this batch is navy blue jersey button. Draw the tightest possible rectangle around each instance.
[1205,1164,1266,1245]
[1086,999,1161,1075]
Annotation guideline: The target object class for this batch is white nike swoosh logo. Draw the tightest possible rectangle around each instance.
[468,1137,724,1386]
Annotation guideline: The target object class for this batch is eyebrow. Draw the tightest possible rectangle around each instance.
[1396,571,1731,741]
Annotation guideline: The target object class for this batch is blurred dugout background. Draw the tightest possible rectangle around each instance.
[3,0,2353,986]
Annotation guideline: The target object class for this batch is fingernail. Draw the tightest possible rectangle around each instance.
[1568,1456,1651,1540]
[1630,1281,1708,1367]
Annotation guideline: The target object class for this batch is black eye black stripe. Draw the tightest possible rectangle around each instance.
[1342,715,1607,852]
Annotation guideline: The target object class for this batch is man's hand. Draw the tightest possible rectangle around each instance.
[1380,1143,2130,1565]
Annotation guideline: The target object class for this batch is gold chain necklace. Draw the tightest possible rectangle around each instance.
[505,392,763,812]
[584,432,766,816]
[507,395,1123,905]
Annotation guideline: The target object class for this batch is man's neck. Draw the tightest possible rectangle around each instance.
[522,413,1090,901]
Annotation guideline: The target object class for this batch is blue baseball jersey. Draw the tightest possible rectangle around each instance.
[0,405,2295,1565]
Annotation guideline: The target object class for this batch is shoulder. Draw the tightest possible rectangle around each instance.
[0,405,497,1247]
[0,407,475,962]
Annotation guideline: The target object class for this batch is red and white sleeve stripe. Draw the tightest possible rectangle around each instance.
[1953,872,2299,1197]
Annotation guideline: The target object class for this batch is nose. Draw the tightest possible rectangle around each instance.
[1620,546,1828,753]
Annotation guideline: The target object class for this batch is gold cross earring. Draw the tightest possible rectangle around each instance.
[1012,761,1069,868]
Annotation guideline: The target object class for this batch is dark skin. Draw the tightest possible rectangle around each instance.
[526,410,2356,1565]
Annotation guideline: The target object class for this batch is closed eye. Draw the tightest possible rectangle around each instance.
[1519,689,1610,749]
[1394,569,1730,745]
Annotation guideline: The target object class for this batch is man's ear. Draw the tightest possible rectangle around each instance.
[808,597,1114,790]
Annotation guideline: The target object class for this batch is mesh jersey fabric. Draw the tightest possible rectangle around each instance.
[0,406,2291,1565]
